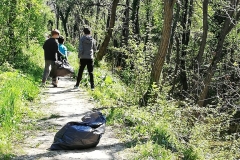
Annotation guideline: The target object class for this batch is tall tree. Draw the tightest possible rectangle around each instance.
[141,0,176,105]
[195,0,209,66]
[131,0,140,36]
[96,0,119,61]
[179,0,194,92]
[122,0,130,46]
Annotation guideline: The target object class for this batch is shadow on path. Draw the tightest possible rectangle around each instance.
[13,141,128,160]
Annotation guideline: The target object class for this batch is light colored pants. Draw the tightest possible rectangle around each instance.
[42,60,58,84]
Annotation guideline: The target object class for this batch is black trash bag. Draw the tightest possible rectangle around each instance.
[50,59,74,77]
[49,111,106,150]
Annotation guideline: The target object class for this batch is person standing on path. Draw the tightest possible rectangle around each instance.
[42,29,61,87]
[58,35,68,59]
[74,27,97,90]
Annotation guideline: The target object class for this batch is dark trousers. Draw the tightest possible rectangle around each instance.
[76,59,94,88]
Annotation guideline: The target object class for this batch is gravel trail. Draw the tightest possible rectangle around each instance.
[13,77,127,160]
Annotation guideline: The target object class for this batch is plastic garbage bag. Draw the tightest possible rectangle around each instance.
[49,111,106,150]
[50,59,74,77]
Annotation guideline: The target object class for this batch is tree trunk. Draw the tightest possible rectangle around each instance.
[8,0,17,58]
[143,0,152,51]
[195,0,209,66]
[151,0,176,85]
[122,0,130,46]
[166,2,180,64]
[179,0,193,92]
[198,2,240,106]
[94,0,101,41]
[169,35,180,95]
[131,0,140,36]
[59,6,71,39]
[96,0,119,61]
[141,0,176,105]
[106,8,111,29]
[56,6,60,29]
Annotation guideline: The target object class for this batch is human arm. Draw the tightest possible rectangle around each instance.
[93,39,97,52]
[78,38,83,58]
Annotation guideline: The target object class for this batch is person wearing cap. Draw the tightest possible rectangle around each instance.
[42,29,61,87]
[74,27,97,90]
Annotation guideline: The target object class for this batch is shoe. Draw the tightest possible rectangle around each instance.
[91,88,94,91]
[74,85,79,89]
[52,82,57,87]
[40,83,46,87]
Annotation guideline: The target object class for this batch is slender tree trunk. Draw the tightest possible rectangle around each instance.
[143,0,152,51]
[195,0,209,67]
[94,0,101,41]
[106,8,111,29]
[131,0,140,36]
[56,6,60,29]
[179,0,193,92]
[151,0,176,84]
[96,0,119,61]
[166,2,180,64]
[116,0,130,67]
[141,0,176,105]
[169,35,180,94]
[198,2,240,106]
[122,0,130,46]
[59,6,71,39]
[8,0,17,59]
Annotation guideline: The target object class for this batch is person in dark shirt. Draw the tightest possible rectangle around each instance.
[42,29,61,87]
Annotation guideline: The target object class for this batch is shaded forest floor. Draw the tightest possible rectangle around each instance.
[12,77,128,160]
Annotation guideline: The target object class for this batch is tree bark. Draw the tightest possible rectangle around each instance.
[169,35,180,95]
[166,2,180,63]
[59,6,71,39]
[179,0,193,92]
[122,0,130,46]
[96,0,119,61]
[195,0,209,66]
[141,0,176,105]
[56,6,60,29]
[150,0,176,85]
[131,0,140,35]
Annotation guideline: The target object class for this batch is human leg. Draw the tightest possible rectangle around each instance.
[52,77,58,87]
[42,60,53,84]
[75,59,87,87]
[86,59,94,89]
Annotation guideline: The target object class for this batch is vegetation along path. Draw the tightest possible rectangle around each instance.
[13,77,126,160]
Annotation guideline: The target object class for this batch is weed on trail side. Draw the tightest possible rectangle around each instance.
[0,44,44,159]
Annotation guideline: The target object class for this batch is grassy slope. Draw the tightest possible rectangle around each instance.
[0,44,44,159]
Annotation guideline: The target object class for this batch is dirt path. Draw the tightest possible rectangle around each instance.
[13,77,127,160]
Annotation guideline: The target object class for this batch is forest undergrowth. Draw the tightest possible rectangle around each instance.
[89,61,240,160]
